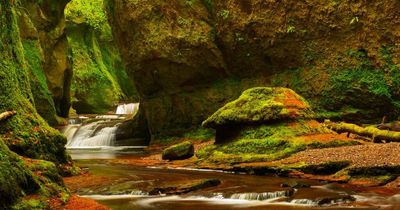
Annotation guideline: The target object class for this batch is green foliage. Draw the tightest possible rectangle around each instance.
[321,48,398,112]
[349,16,359,25]
[202,0,213,13]
[286,25,296,34]
[185,0,197,7]
[218,9,230,19]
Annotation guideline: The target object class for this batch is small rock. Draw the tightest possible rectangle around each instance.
[162,141,194,160]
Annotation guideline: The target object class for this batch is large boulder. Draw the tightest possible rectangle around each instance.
[162,141,195,161]
[203,87,314,128]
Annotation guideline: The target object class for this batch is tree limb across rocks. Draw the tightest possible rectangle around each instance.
[324,120,400,143]
[0,111,17,121]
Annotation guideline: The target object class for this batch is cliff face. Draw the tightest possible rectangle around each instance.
[18,0,72,121]
[0,0,71,207]
[1,0,70,163]
[66,0,137,114]
[108,0,400,139]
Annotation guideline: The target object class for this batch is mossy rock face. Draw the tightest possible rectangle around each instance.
[66,0,138,114]
[203,87,314,128]
[17,0,73,118]
[0,140,39,209]
[162,141,195,161]
[108,0,400,140]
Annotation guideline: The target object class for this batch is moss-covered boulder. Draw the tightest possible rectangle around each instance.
[197,87,359,164]
[203,87,314,128]
[0,137,70,209]
[162,141,195,161]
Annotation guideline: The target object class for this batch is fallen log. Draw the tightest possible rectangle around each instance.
[0,111,17,121]
[324,120,400,143]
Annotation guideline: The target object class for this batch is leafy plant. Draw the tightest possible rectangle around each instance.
[218,9,230,19]
[287,25,296,34]
[350,16,359,25]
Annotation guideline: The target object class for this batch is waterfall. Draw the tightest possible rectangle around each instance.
[64,121,118,148]
[116,103,139,115]
[62,103,141,148]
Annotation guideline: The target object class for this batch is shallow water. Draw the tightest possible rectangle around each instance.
[70,149,400,210]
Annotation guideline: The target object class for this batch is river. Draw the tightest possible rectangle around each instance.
[67,148,400,210]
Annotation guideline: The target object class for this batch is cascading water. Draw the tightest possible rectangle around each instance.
[64,122,118,148]
[116,103,139,115]
[62,103,140,149]
[228,190,293,201]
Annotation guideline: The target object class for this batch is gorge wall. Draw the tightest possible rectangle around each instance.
[66,0,138,114]
[1,0,73,207]
[107,0,400,139]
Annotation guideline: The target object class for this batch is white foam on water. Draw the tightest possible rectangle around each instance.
[133,194,322,208]
[64,122,118,148]
[116,103,139,115]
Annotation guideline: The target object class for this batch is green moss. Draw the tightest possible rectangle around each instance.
[66,0,137,114]
[65,0,107,29]
[158,128,215,145]
[12,198,47,210]
[22,40,58,125]
[202,87,314,128]
[0,0,69,164]
[0,140,39,209]
[197,122,359,165]
[162,141,194,160]
[201,0,213,13]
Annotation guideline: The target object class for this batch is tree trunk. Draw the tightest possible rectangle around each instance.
[325,120,400,142]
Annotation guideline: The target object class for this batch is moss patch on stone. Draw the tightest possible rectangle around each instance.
[162,141,195,160]
[202,87,314,128]
[66,0,137,114]
[22,40,59,125]
[0,0,70,164]
[197,122,358,165]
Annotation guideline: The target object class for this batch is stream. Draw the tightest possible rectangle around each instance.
[62,107,400,210]
[68,149,400,210]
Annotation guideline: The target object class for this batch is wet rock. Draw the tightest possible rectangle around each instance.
[229,189,295,201]
[149,178,221,195]
[162,141,194,161]
[115,109,151,146]
[316,195,356,205]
